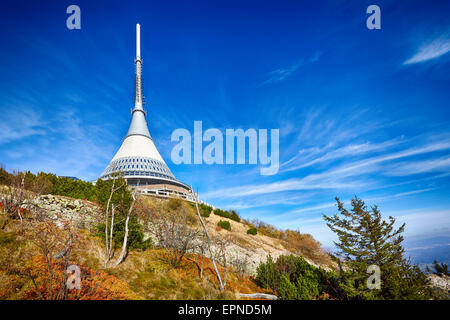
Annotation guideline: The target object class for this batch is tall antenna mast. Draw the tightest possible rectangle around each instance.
[136,23,141,59]
[134,23,144,110]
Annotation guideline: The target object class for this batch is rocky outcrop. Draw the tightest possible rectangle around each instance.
[428,274,450,291]
[23,194,102,231]
[427,274,450,299]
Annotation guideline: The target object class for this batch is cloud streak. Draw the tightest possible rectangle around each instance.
[0,107,46,143]
[404,37,450,65]
[261,52,321,85]
[203,136,450,200]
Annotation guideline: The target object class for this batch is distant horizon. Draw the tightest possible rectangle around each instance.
[1,0,449,262]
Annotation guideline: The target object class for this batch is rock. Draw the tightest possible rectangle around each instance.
[67,203,76,210]
[428,274,450,291]
[237,293,278,300]
[23,194,103,231]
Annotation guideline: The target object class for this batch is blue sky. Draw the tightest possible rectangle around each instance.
[0,0,449,255]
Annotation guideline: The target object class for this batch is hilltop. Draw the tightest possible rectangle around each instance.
[1,168,449,300]
[0,186,332,300]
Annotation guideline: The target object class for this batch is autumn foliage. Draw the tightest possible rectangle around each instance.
[21,256,136,300]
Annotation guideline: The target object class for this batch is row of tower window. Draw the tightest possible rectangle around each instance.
[103,171,174,180]
[112,164,170,174]
[116,158,159,165]
[105,157,172,175]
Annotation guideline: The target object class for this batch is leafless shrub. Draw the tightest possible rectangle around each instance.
[210,235,229,287]
[26,217,78,300]
[146,205,202,268]
[191,187,225,291]
[1,170,53,229]
[1,171,27,226]
[230,253,250,279]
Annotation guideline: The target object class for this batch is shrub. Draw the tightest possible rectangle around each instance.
[229,210,241,222]
[213,208,240,222]
[198,203,212,217]
[96,214,152,251]
[250,219,283,238]
[217,220,231,231]
[278,274,299,300]
[94,177,152,251]
[255,254,337,300]
[247,227,257,235]
[0,167,98,201]
[429,260,450,277]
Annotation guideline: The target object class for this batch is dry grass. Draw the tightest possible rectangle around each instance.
[139,196,333,268]
[0,216,265,300]
[1,192,334,300]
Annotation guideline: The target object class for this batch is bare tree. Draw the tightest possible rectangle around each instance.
[229,253,250,279]
[147,204,201,268]
[211,235,229,288]
[1,171,26,226]
[103,175,126,267]
[113,189,137,267]
[101,172,138,268]
[191,187,225,291]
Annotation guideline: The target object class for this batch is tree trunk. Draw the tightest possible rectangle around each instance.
[104,179,115,267]
[17,177,24,224]
[113,192,136,267]
[108,204,115,261]
[191,187,224,291]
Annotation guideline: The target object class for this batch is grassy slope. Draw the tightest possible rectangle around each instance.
[0,193,330,300]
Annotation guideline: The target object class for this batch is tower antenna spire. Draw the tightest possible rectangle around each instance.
[136,23,141,59]
[134,23,143,111]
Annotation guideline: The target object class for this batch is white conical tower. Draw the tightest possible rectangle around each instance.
[100,24,188,191]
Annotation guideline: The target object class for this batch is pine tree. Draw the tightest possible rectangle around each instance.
[323,196,429,299]
[430,260,449,277]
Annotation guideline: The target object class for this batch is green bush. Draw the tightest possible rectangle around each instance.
[256,254,337,300]
[217,220,231,231]
[247,227,258,235]
[96,214,152,251]
[213,208,240,222]
[198,203,212,217]
[278,274,299,300]
[94,177,152,251]
[0,168,98,201]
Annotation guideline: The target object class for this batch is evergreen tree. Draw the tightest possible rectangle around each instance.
[429,260,449,277]
[323,196,429,300]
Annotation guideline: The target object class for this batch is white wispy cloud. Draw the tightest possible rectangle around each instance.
[404,37,450,65]
[395,209,450,238]
[267,187,435,222]
[1,107,117,180]
[385,156,450,176]
[261,52,321,85]
[0,107,46,143]
[203,136,450,200]
[281,138,403,173]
